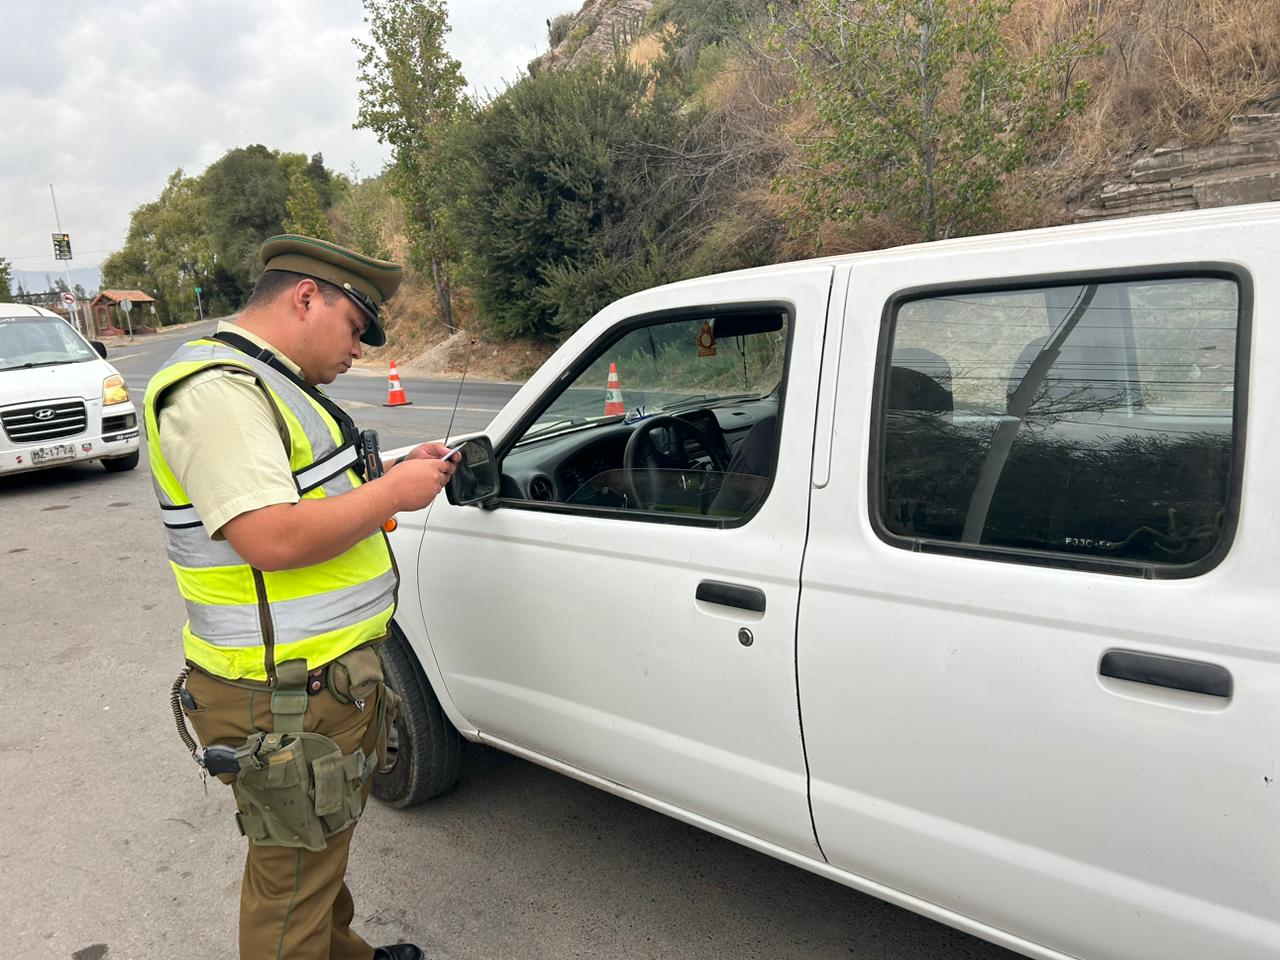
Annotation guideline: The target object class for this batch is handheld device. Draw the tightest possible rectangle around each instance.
[360,429,398,532]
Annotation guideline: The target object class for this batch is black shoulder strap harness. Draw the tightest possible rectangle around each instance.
[211,330,369,482]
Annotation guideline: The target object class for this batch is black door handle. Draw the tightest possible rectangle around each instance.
[696,580,766,613]
[1099,650,1232,698]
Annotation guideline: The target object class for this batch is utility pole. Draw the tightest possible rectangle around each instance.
[49,184,85,335]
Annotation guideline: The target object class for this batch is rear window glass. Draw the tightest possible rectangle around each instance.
[875,274,1241,574]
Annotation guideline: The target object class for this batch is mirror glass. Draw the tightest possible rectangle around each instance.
[445,436,499,506]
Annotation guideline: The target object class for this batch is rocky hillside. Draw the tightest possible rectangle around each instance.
[1070,105,1280,221]
[532,0,655,73]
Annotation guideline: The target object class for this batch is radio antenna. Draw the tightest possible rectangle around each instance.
[439,319,476,450]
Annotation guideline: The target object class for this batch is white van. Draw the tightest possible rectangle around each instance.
[376,202,1279,960]
[0,304,140,475]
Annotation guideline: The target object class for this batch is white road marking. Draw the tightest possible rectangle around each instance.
[334,401,501,413]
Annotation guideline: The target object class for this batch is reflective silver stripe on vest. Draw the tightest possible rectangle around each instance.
[320,470,356,497]
[161,505,201,528]
[165,524,244,568]
[184,567,398,647]
[296,444,359,492]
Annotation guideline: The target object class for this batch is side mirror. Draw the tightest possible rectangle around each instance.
[445,436,500,506]
[90,340,107,359]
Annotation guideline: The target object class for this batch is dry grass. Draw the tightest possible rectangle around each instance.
[627,29,670,68]
[1012,0,1280,174]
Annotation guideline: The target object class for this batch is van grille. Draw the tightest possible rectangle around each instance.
[2,399,87,443]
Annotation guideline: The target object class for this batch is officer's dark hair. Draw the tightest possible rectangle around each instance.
[246,270,345,310]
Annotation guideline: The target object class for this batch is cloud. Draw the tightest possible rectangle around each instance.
[1,0,573,281]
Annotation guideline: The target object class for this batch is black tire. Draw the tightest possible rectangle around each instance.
[102,450,140,472]
[373,625,463,808]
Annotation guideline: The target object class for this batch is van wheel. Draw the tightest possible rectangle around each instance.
[102,451,140,472]
[373,625,463,808]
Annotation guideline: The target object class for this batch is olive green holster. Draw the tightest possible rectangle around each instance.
[229,658,384,852]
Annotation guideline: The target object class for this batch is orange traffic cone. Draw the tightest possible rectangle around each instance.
[383,361,412,407]
[604,362,625,416]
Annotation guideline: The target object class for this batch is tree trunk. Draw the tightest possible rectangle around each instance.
[430,254,454,331]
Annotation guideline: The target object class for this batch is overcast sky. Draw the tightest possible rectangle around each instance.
[1,0,576,279]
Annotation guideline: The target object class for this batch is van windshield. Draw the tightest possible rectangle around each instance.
[0,316,97,370]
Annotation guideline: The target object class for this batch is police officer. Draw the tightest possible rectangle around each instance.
[145,236,456,960]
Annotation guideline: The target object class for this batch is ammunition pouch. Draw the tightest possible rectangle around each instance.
[327,643,400,765]
[326,645,383,704]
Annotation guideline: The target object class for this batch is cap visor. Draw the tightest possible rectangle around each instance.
[343,290,386,346]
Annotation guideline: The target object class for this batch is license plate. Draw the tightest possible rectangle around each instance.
[32,443,77,464]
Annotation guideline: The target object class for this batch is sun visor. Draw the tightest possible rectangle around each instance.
[712,312,784,338]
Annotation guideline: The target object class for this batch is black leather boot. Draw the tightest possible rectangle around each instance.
[372,946,424,960]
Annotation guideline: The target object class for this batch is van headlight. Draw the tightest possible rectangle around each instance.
[103,374,130,406]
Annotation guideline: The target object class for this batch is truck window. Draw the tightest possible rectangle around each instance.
[502,310,789,522]
[874,274,1241,575]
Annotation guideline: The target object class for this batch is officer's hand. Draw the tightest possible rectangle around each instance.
[401,441,460,463]
[387,455,457,511]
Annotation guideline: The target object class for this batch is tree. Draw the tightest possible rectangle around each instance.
[284,166,332,239]
[774,0,1096,243]
[201,145,294,302]
[101,169,213,323]
[331,170,400,261]
[0,256,12,300]
[445,57,694,339]
[355,0,470,331]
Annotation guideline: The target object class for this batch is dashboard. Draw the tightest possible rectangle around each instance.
[500,398,779,504]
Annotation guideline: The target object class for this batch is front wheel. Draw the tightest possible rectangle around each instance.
[373,626,463,808]
[102,450,140,472]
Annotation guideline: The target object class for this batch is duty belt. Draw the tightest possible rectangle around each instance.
[188,660,331,695]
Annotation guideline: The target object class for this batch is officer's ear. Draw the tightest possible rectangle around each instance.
[292,278,320,315]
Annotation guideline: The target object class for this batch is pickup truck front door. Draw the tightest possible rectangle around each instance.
[418,265,835,856]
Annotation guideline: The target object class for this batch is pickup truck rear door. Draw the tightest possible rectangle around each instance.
[798,216,1280,960]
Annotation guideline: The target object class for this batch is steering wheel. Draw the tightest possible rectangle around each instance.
[622,415,729,510]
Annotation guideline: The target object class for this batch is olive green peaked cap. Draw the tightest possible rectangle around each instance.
[259,234,402,346]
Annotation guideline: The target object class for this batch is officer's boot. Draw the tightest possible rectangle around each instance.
[372,946,425,960]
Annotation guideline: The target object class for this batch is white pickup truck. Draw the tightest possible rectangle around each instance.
[377,202,1279,960]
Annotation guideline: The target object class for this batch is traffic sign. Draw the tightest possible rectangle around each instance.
[60,291,76,306]
[119,299,133,313]
[194,286,202,294]
[52,233,72,260]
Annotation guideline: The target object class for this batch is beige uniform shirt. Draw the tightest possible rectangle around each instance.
[158,321,302,538]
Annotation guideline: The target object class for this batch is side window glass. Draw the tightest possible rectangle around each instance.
[504,311,789,522]
[878,276,1240,572]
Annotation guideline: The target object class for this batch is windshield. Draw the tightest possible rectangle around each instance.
[0,316,96,371]
[524,314,787,440]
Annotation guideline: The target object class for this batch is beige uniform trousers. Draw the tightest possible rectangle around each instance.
[183,666,381,960]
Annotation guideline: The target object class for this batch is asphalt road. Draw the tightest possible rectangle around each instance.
[0,323,1022,960]
[106,318,521,450]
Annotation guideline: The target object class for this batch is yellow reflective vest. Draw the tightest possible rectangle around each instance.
[144,333,397,682]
